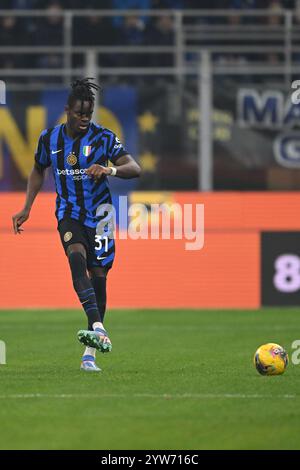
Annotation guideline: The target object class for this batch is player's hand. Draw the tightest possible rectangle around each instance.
[12,208,30,234]
[86,164,111,181]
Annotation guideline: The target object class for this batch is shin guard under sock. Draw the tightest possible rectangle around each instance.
[68,252,101,329]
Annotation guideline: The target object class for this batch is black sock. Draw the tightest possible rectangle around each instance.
[68,252,101,330]
[91,276,107,324]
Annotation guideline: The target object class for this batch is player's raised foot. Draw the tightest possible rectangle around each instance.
[80,355,101,372]
[77,329,112,353]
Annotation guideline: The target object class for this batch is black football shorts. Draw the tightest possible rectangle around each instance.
[57,217,115,271]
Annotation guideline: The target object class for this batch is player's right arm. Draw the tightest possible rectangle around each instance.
[12,131,51,234]
[12,163,46,234]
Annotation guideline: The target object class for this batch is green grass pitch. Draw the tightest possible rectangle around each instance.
[0,308,299,450]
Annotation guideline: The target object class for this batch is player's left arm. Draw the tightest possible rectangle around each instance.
[86,154,141,180]
[112,153,141,178]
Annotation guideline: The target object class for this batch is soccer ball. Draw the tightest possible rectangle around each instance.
[254,343,289,376]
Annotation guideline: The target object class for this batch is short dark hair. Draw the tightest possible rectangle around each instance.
[67,77,100,108]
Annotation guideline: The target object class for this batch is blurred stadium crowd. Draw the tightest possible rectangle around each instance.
[1,0,299,72]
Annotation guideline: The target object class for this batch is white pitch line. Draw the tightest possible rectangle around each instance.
[0,325,298,332]
[0,393,296,400]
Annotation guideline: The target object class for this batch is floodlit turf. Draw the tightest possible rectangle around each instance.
[0,308,300,450]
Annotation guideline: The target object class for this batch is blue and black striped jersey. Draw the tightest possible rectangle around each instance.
[35,123,128,228]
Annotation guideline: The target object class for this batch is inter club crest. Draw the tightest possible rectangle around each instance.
[63,231,73,242]
[67,152,77,166]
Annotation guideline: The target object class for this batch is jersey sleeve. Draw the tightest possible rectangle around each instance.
[108,133,128,163]
[34,132,51,168]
